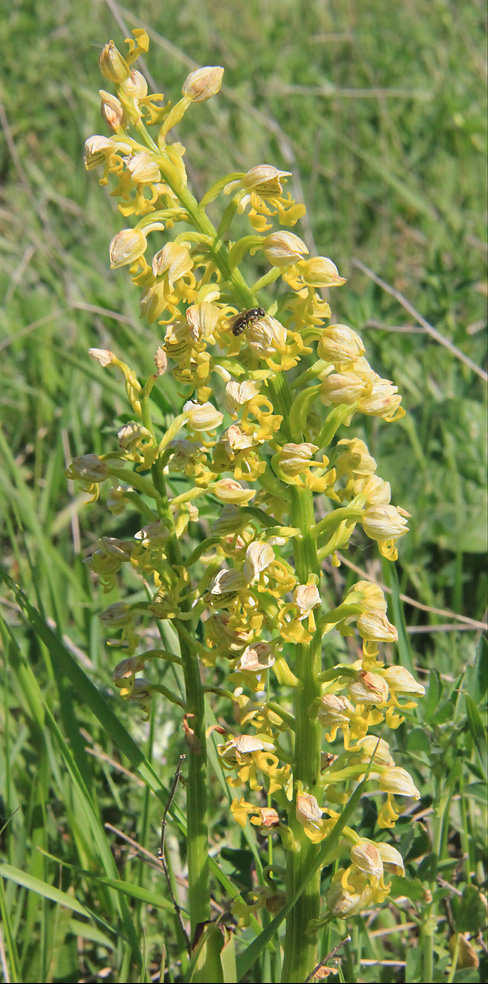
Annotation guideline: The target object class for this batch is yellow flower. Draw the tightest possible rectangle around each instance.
[109,227,147,268]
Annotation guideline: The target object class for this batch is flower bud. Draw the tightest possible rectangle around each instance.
[211,504,250,537]
[209,569,249,596]
[317,694,354,729]
[263,231,308,267]
[134,522,170,547]
[376,843,405,875]
[113,655,145,685]
[317,324,365,365]
[212,479,256,505]
[361,505,409,542]
[139,283,167,324]
[379,766,420,799]
[99,41,131,84]
[382,666,425,696]
[152,242,193,283]
[350,840,384,880]
[121,69,148,99]
[358,376,403,419]
[354,736,393,766]
[100,90,127,131]
[358,475,391,505]
[278,443,318,477]
[357,611,398,643]
[344,579,387,613]
[296,791,323,828]
[183,400,223,432]
[117,421,151,451]
[348,670,389,705]
[250,807,280,828]
[321,372,369,406]
[335,438,377,479]
[299,256,346,287]
[99,602,132,626]
[109,227,147,268]
[247,314,286,357]
[223,424,255,454]
[126,152,161,184]
[186,302,220,341]
[67,454,109,482]
[182,66,224,102]
[88,347,117,368]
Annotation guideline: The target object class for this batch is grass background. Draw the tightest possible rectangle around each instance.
[0,0,486,981]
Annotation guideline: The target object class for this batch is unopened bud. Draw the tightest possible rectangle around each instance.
[100,90,127,131]
[68,454,109,483]
[212,479,256,505]
[379,766,420,799]
[361,504,409,542]
[99,41,131,84]
[278,442,318,477]
[321,372,369,406]
[263,231,308,267]
[350,840,384,880]
[121,69,148,99]
[357,611,398,643]
[182,66,224,102]
[317,324,365,365]
[299,256,346,287]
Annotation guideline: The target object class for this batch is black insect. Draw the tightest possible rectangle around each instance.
[230,307,266,336]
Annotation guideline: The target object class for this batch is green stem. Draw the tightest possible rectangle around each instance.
[279,474,323,981]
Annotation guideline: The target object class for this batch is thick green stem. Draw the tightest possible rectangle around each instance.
[176,619,210,937]
[280,484,323,982]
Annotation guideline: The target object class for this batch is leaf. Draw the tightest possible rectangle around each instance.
[455,886,488,935]
[465,696,488,781]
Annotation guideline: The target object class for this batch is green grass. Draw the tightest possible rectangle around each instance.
[1,0,486,981]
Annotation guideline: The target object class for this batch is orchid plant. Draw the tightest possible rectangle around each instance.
[69,30,424,982]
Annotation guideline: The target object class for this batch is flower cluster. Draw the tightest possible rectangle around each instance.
[72,31,423,955]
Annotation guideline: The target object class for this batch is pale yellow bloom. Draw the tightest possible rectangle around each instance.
[183,400,223,431]
[109,227,147,268]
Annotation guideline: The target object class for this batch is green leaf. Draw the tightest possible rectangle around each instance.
[455,885,488,934]
[465,696,488,781]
